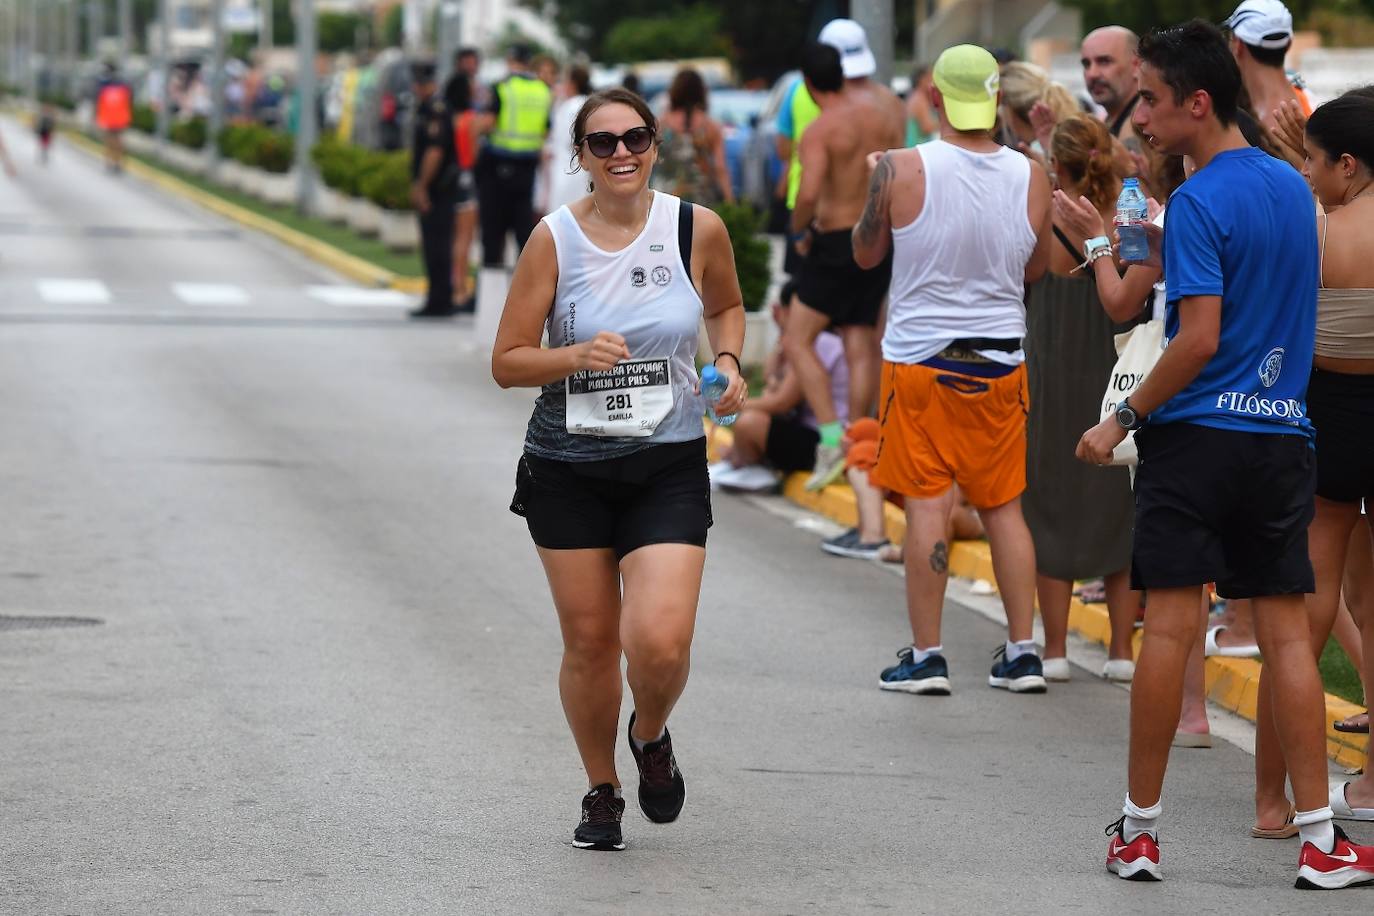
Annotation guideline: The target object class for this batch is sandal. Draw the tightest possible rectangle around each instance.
[1330,782,1374,822]
[1334,712,1370,734]
[1203,625,1261,659]
[1074,579,1106,603]
[1251,805,1298,839]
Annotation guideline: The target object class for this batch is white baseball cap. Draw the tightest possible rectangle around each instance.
[1225,0,1294,49]
[818,18,877,79]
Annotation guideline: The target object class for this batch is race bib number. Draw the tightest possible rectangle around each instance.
[565,358,674,438]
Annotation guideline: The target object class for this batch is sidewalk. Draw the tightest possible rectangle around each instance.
[710,427,1368,769]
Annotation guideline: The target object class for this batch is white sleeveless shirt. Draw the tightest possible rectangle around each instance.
[523,191,707,461]
[883,140,1038,366]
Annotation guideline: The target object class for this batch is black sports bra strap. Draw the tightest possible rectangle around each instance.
[1053,226,1082,263]
[678,198,694,278]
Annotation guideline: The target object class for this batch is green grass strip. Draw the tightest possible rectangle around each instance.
[1320,636,1366,707]
[123,147,424,278]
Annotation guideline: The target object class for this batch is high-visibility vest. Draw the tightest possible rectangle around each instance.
[785,81,820,210]
[490,74,551,157]
[96,82,133,131]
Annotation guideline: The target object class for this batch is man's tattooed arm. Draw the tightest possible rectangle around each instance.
[852,153,894,267]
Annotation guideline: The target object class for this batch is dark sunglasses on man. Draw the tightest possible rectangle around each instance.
[582,127,655,159]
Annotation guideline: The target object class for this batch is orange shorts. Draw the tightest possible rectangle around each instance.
[871,360,1028,508]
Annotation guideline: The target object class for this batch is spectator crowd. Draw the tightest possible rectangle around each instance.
[695,0,1374,890]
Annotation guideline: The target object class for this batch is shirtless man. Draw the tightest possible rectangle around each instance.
[1225,0,1314,131]
[785,42,905,491]
[852,43,1052,697]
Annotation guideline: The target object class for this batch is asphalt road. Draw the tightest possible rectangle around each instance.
[0,117,1368,915]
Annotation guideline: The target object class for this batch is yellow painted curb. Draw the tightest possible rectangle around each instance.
[710,424,1368,767]
[62,129,427,294]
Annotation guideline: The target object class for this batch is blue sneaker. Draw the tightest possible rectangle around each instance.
[879,647,951,695]
[988,646,1048,693]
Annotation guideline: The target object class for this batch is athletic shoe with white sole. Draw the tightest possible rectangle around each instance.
[821,528,891,560]
[627,712,686,823]
[1295,824,1374,889]
[1043,657,1071,682]
[1103,658,1136,682]
[1105,816,1161,881]
[804,443,846,491]
[572,783,626,851]
[879,646,951,695]
[988,646,1048,693]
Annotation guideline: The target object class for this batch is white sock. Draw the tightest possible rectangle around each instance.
[631,727,665,752]
[1122,793,1162,842]
[911,644,943,665]
[1295,806,1336,853]
[1005,639,1038,662]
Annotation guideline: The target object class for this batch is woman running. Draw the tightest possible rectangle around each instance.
[492,88,747,852]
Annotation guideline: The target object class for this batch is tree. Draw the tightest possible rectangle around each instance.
[1061,0,1321,38]
[317,12,364,53]
[380,4,403,48]
[602,6,732,63]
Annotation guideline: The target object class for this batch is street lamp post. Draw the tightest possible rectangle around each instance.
[260,0,272,52]
[207,0,224,176]
[293,0,316,215]
[850,0,895,86]
[156,0,171,154]
[118,0,131,59]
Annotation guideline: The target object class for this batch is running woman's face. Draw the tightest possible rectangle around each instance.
[1302,134,1360,210]
[1132,62,1195,156]
[578,103,656,196]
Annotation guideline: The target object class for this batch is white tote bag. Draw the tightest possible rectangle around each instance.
[1099,319,1165,466]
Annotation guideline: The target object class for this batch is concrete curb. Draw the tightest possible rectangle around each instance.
[61,129,421,293]
[713,427,1367,768]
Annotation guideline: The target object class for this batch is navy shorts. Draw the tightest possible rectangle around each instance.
[1131,422,1315,599]
[511,438,712,560]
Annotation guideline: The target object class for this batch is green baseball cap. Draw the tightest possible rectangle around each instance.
[933,45,1000,131]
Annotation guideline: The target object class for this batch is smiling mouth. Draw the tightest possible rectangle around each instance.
[609,164,639,175]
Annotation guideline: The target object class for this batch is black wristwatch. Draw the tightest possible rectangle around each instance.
[1115,397,1144,431]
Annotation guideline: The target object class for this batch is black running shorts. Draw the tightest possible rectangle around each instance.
[511,438,712,559]
[764,415,821,472]
[796,228,892,328]
[1307,367,1374,505]
[1131,422,1315,598]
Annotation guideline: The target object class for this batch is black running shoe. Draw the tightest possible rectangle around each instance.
[627,712,686,823]
[572,783,625,851]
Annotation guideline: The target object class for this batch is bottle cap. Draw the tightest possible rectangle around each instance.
[701,365,720,383]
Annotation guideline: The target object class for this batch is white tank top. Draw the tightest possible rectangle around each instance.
[883,140,1038,366]
[523,191,706,461]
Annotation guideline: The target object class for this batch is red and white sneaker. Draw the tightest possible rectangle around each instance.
[1106,817,1161,881]
[1296,825,1374,890]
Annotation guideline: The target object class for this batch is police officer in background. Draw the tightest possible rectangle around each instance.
[409,61,460,319]
[475,44,552,267]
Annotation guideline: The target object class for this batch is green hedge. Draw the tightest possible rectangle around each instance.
[218,123,294,173]
[313,139,412,210]
[132,104,155,133]
[713,202,771,312]
[170,117,207,149]
[358,151,411,210]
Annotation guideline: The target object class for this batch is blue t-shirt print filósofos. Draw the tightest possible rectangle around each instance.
[1153,147,1318,438]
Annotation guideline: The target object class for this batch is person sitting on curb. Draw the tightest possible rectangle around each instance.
[710,281,849,491]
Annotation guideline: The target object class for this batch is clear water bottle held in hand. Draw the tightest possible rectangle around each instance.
[701,365,737,427]
[1116,177,1150,262]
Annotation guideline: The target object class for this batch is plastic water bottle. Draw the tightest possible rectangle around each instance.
[1116,177,1150,262]
[700,365,737,426]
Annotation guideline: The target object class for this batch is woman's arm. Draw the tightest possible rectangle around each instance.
[708,119,734,204]
[1053,189,1162,322]
[694,206,748,413]
[492,222,630,388]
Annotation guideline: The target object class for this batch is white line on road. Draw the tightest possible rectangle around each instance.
[36,279,111,305]
[306,286,413,308]
[171,283,251,306]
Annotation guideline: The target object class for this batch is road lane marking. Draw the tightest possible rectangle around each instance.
[36,279,111,304]
[305,286,412,308]
[172,283,251,306]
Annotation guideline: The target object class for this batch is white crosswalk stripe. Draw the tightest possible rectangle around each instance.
[171,283,251,306]
[36,279,111,304]
[305,286,413,308]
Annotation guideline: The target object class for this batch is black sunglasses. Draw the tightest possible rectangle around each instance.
[582,127,655,158]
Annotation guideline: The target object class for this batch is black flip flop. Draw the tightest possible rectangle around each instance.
[1334,712,1370,734]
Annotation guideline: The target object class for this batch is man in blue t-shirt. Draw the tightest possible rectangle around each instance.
[1077,20,1374,889]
